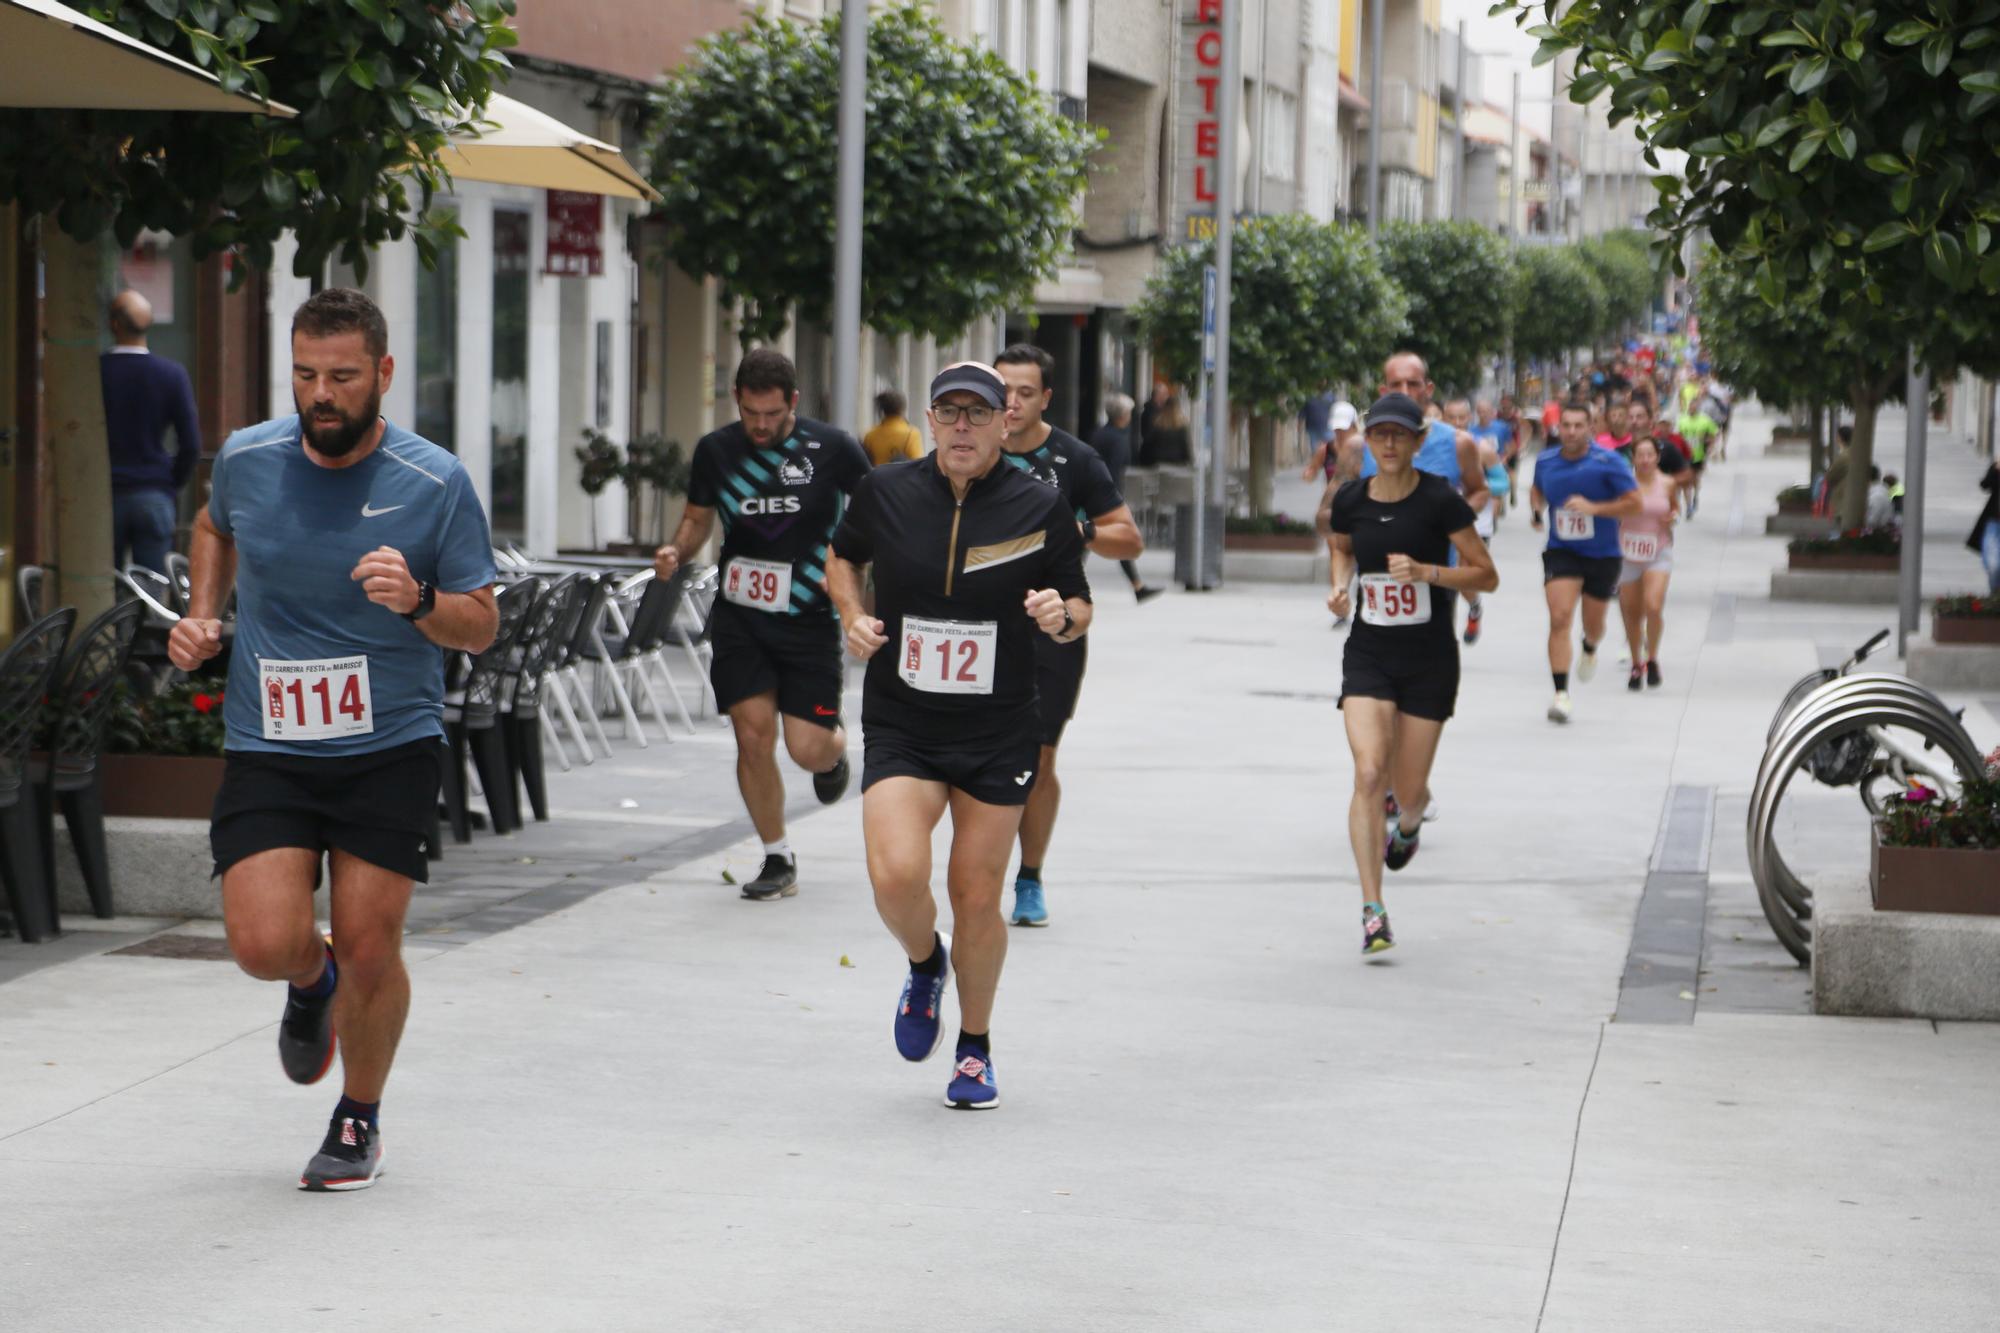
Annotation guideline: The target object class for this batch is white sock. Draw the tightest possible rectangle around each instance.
[763,839,793,863]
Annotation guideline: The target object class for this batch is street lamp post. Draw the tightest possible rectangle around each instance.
[830,0,866,435]
[1366,0,1383,234]
[1452,21,1467,222]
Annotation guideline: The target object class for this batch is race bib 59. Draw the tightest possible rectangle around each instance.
[1359,574,1432,627]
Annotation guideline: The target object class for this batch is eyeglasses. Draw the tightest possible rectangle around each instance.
[931,403,995,425]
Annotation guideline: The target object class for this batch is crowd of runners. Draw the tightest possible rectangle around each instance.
[168,284,1729,1188]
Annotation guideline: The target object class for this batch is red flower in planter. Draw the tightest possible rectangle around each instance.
[192,693,216,714]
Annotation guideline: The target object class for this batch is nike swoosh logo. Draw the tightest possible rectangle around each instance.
[361,503,406,517]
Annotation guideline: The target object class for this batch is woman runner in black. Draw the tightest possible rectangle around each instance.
[1327,393,1498,955]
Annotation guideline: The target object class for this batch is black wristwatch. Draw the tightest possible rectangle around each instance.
[1081,518,1098,544]
[1058,607,1076,638]
[403,580,436,623]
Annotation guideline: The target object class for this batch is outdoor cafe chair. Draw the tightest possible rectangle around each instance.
[0,608,76,943]
[34,600,146,920]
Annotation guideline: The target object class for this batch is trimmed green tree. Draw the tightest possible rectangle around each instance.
[646,3,1099,348]
[1134,216,1407,515]
[1578,231,1657,350]
[1506,0,2000,527]
[1511,244,1606,376]
[0,0,517,616]
[1373,221,1513,394]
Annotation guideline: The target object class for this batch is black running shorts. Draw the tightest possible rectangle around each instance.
[1542,548,1624,602]
[860,726,1041,807]
[1337,633,1460,723]
[210,739,442,884]
[1032,635,1087,748]
[708,600,844,728]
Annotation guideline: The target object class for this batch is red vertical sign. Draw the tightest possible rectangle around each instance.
[544,190,604,277]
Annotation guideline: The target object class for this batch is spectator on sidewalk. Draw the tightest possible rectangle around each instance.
[1090,393,1159,605]
[1139,392,1190,466]
[1969,461,2000,593]
[862,389,924,467]
[102,289,200,573]
[1864,466,1896,530]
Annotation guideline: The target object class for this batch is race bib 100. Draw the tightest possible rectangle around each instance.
[722,556,793,612]
[898,615,997,695]
[1358,574,1432,627]
[1555,509,1596,542]
[1620,531,1661,563]
[260,655,373,741]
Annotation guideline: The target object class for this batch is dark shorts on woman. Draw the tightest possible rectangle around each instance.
[1542,548,1624,602]
[210,738,443,885]
[1337,632,1461,722]
[860,725,1042,808]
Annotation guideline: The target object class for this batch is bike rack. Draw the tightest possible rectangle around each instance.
[1747,679,1982,965]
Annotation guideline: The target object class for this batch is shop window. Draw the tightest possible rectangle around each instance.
[415,231,458,451]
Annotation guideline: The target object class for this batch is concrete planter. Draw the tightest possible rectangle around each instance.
[1770,569,1899,603]
[1775,495,1815,514]
[1786,550,1900,573]
[1765,512,1840,538]
[1223,532,1318,553]
[1871,836,2000,916]
[1933,615,2000,645]
[99,753,225,820]
[1906,637,2000,688]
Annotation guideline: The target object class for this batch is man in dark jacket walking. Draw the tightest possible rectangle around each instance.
[102,290,201,572]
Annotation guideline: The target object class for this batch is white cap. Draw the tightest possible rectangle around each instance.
[1330,400,1359,432]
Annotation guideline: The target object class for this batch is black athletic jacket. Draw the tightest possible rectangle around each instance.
[832,453,1091,747]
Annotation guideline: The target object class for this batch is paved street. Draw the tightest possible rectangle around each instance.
[4,400,1999,1330]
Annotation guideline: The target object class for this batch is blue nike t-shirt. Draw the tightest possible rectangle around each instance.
[1533,446,1637,559]
[207,415,497,756]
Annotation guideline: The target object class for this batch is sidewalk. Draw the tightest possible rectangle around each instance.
[3,402,1998,1330]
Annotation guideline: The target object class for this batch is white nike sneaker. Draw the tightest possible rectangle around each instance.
[1548,691,1572,724]
[1576,648,1598,684]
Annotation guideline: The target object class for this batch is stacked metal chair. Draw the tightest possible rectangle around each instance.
[0,609,77,942]
[34,600,147,920]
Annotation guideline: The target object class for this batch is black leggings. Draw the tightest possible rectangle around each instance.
[1120,559,1141,587]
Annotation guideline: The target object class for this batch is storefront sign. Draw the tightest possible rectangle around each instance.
[1175,0,1229,244]
[544,190,603,277]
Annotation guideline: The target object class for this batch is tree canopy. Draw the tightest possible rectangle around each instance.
[647,4,1099,347]
[1578,230,1657,342]
[1373,221,1513,394]
[0,0,518,277]
[1506,0,2000,375]
[1511,244,1605,365]
[1134,216,1407,416]
[1691,246,1860,413]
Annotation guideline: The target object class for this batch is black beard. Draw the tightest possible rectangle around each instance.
[301,398,380,457]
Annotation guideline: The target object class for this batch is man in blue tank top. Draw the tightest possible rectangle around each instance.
[169,288,498,1192]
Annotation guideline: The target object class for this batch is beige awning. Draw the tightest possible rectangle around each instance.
[438,93,660,202]
[1,0,293,114]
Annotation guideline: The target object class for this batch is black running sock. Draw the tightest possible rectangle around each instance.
[1553,672,1569,692]
[1017,864,1041,883]
[911,934,946,977]
[957,1030,991,1055]
[334,1095,379,1126]
[290,945,336,1002]
[1581,640,1597,656]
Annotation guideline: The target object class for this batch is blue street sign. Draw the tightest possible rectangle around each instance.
[1201,264,1217,374]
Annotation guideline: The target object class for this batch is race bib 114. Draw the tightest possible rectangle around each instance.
[260,655,373,741]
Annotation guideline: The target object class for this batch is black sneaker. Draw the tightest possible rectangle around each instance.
[1628,666,1644,692]
[1384,824,1421,871]
[278,948,337,1086]
[741,854,799,901]
[300,1115,382,1192]
[1646,659,1662,688]
[813,755,851,805]
[1135,586,1163,604]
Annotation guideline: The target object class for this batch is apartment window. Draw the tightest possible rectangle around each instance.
[414,230,458,451]
[1263,90,1298,183]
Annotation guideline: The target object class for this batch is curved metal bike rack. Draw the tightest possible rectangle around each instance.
[1747,677,1981,965]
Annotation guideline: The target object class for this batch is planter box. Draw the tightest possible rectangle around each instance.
[1908,638,2000,690]
[99,753,225,820]
[1765,512,1839,538]
[1787,550,1900,572]
[1871,837,2000,916]
[1775,495,1815,514]
[1223,532,1319,553]
[1770,570,1899,603]
[1934,615,2000,645]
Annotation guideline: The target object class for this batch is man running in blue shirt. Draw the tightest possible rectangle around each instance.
[1531,401,1643,723]
[169,288,498,1191]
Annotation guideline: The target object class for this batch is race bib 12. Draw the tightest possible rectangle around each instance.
[898,615,997,695]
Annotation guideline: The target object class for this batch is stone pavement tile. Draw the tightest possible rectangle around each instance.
[1541,1014,2000,1332]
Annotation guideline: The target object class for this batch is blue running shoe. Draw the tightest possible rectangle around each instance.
[893,943,950,1062]
[945,1047,999,1109]
[1010,877,1048,927]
